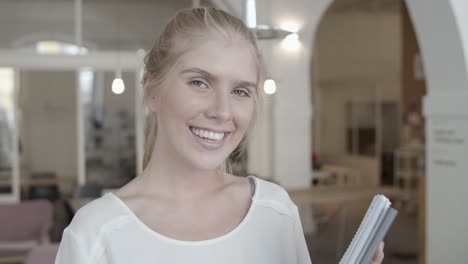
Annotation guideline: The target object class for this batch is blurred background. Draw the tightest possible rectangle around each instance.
[1,0,468,263]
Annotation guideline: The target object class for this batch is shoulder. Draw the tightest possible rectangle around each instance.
[57,194,130,263]
[66,193,132,241]
[251,176,298,218]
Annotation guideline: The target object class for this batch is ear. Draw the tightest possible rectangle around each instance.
[146,93,159,113]
[144,83,159,113]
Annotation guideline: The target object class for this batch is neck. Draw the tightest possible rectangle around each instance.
[137,140,226,200]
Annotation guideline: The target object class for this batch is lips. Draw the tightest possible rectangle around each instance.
[189,126,230,150]
[190,126,226,141]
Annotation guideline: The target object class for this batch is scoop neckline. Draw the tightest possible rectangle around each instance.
[107,175,259,246]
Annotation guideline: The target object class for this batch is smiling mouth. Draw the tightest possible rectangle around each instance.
[189,126,228,142]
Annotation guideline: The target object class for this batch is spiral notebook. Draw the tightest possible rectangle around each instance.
[340,195,398,264]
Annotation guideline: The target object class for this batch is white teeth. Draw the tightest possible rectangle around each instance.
[190,127,225,141]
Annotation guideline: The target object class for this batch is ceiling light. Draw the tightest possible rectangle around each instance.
[281,33,300,51]
[243,0,295,40]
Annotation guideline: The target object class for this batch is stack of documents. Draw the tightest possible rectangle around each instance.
[340,195,398,264]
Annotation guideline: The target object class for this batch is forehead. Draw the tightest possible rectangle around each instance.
[176,37,258,82]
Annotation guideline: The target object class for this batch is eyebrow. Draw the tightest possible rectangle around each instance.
[180,67,257,89]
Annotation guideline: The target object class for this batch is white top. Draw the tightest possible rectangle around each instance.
[55,176,312,264]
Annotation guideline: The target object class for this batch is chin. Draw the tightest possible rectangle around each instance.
[179,146,231,171]
[189,155,227,171]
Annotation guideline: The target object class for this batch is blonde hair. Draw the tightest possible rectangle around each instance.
[142,7,263,172]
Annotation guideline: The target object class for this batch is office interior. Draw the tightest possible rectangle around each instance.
[1,0,467,263]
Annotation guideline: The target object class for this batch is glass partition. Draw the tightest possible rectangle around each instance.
[0,68,15,196]
[81,70,136,188]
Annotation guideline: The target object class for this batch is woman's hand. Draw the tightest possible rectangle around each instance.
[371,242,385,264]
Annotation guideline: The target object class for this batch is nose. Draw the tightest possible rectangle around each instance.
[205,90,233,122]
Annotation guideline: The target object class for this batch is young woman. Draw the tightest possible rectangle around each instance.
[56,7,384,264]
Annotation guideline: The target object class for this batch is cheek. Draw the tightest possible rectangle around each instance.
[234,102,255,131]
[159,85,199,121]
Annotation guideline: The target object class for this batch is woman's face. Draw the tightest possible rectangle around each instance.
[149,36,258,171]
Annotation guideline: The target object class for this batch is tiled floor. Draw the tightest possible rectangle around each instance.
[305,199,419,263]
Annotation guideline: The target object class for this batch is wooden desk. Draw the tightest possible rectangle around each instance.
[0,178,58,188]
[0,255,24,264]
[322,165,360,185]
[288,185,405,205]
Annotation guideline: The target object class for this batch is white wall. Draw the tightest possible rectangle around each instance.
[451,0,468,75]
[406,0,468,262]
[247,95,273,180]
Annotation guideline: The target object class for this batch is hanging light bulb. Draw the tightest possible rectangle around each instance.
[112,70,125,94]
[112,1,125,95]
[264,79,277,95]
[281,33,300,51]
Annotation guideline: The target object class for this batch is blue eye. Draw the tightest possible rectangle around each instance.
[233,89,250,97]
[190,80,207,88]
